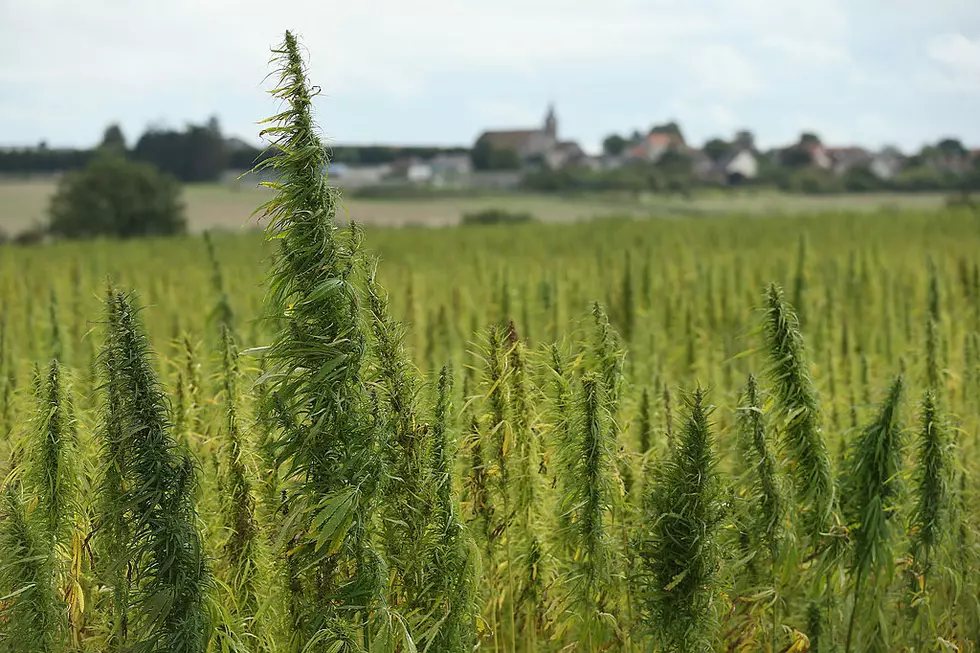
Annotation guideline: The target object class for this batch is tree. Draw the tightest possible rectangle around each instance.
[703,138,732,162]
[799,132,822,147]
[649,121,685,144]
[471,136,521,171]
[843,164,883,192]
[48,153,186,239]
[602,134,628,157]
[100,124,127,153]
[781,147,813,169]
[656,148,692,176]
[734,130,755,150]
[132,118,227,182]
[936,138,967,158]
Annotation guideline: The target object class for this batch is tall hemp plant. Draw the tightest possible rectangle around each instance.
[250,31,398,651]
[365,259,429,614]
[637,388,725,653]
[425,365,479,652]
[761,283,837,649]
[843,378,904,653]
[736,374,784,650]
[96,289,211,653]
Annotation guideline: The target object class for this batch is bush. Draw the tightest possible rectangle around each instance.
[48,154,186,239]
[460,208,534,226]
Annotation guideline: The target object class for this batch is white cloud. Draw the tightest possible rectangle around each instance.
[757,36,851,66]
[1,0,978,149]
[706,105,738,131]
[685,45,765,99]
[926,33,980,94]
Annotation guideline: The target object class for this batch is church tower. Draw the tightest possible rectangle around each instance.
[544,104,557,140]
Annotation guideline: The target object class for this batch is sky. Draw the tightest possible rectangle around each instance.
[1,0,979,155]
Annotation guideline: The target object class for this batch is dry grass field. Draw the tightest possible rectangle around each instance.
[0,177,949,236]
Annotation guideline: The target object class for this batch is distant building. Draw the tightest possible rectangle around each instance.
[476,105,558,159]
[475,105,584,169]
[429,153,473,185]
[802,141,833,170]
[826,147,872,176]
[869,147,905,180]
[330,163,393,188]
[545,141,586,169]
[719,149,759,182]
[625,131,685,163]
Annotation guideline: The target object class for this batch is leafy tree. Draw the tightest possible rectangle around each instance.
[799,132,822,146]
[100,124,127,153]
[703,138,732,162]
[656,149,692,176]
[843,164,883,192]
[48,153,186,239]
[734,130,755,150]
[649,121,685,144]
[132,117,227,182]
[471,136,521,171]
[780,147,813,169]
[936,138,967,158]
[892,165,949,192]
[603,134,628,157]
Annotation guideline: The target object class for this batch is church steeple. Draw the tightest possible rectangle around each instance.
[544,103,557,140]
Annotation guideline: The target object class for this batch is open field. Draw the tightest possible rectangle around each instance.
[2,204,980,651]
[0,177,950,235]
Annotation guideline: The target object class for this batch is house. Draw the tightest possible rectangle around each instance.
[625,131,685,163]
[330,163,393,188]
[802,141,832,170]
[869,147,904,180]
[429,154,472,185]
[406,160,433,183]
[719,149,759,182]
[825,147,871,176]
[545,141,586,169]
[689,149,717,182]
[474,104,585,170]
[476,105,558,161]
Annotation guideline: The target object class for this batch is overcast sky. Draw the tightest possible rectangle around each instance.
[1,0,979,154]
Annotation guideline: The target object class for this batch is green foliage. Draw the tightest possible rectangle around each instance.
[762,283,834,540]
[460,208,534,226]
[25,359,77,549]
[48,152,186,239]
[844,377,904,653]
[909,390,951,576]
[132,116,227,183]
[0,483,62,653]
[2,26,980,653]
[736,374,783,556]
[426,366,479,652]
[101,289,211,652]
[470,137,521,171]
[637,388,724,652]
[556,373,617,642]
[252,31,392,650]
[216,325,260,621]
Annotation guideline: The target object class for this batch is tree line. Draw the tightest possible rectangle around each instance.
[0,120,467,182]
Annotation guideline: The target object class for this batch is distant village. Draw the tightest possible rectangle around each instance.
[2,107,978,195]
[313,105,980,193]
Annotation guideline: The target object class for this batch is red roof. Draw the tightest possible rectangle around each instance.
[646,133,675,148]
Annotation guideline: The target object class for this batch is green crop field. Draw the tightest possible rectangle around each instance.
[0,33,978,653]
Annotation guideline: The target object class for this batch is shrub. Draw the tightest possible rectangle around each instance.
[460,208,534,226]
[48,153,186,239]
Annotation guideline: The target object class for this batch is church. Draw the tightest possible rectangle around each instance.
[475,105,584,168]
